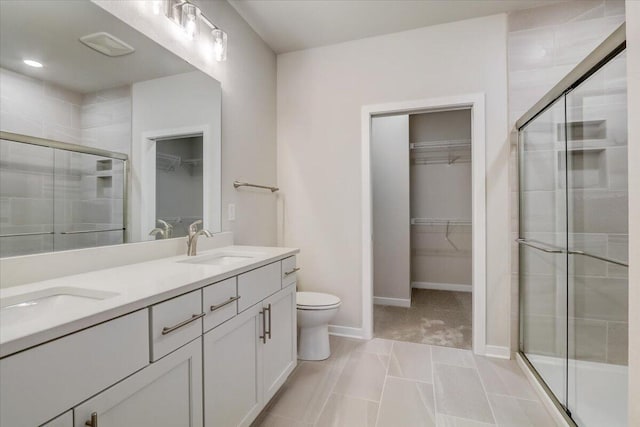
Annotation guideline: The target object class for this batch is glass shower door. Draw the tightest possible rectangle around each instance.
[565,50,628,427]
[54,149,125,251]
[0,139,55,257]
[518,97,568,407]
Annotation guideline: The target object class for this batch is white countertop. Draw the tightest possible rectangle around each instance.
[0,245,299,358]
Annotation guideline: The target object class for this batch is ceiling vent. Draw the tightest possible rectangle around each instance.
[79,32,135,57]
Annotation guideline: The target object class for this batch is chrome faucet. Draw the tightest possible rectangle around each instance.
[148,219,173,240]
[186,220,212,256]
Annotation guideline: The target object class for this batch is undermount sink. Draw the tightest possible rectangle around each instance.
[0,287,119,324]
[178,252,262,266]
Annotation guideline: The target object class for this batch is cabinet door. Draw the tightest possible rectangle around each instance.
[203,304,263,427]
[262,284,297,402]
[74,338,203,427]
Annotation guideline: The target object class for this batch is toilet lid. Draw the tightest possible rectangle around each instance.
[297,292,341,308]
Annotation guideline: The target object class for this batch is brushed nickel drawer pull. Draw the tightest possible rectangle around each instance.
[85,412,98,427]
[265,303,272,339]
[162,313,205,335]
[259,309,267,343]
[284,267,300,276]
[210,296,240,312]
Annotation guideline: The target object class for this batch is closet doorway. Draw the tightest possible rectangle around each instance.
[372,109,472,349]
[361,95,486,354]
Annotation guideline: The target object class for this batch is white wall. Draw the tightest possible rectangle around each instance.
[277,14,509,346]
[371,115,410,302]
[94,0,278,246]
[626,1,640,425]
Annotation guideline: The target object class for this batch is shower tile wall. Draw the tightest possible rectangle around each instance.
[0,67,130,256]
[507,0,627,363]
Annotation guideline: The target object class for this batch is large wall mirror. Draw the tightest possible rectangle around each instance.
[0,0,222,257]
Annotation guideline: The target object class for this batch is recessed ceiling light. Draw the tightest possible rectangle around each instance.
[23,59,43,68]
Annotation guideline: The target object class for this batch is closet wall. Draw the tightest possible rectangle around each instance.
[410,110,473,290]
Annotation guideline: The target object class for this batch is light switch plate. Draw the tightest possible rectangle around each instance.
[228,204,236,221]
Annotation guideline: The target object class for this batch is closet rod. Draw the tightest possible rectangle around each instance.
[411,218,471,226]
[410,139,471,150]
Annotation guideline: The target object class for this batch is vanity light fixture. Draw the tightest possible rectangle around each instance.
[152,0,163,15]
[181,3,199,40]
[212,28,227,62]
[23,59,43,68]
[163,0,228,62]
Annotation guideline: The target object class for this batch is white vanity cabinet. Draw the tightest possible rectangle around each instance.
[203,304,264,427]
[0,310,149,427]
[74,338,203,427]
[203,268,297,427]
[262,284,297,402]
[0,251,298,427]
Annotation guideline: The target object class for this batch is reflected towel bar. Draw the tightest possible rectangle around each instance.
[233,181,279,192]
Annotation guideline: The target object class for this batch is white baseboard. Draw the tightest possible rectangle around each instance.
[411,281,472,292]
[484,345,511,359]
[515,353,571,427]
[373,296,411,307]
[328,325,366,339]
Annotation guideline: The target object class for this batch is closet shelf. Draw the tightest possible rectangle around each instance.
[156,153,181,171]
[410,139,471,165]
[410,139,471,151]
[411,218,471,226]
[411,218,471,251]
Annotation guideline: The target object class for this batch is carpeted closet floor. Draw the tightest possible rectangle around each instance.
[374,289,472,349]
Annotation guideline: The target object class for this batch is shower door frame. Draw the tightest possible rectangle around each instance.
[516,23,627,427]
[0,130,129,247]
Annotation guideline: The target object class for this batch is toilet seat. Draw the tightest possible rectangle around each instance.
[297,292,341,310]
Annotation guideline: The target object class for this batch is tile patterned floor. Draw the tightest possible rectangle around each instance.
[253,336,555,427]
[374,289,472,349]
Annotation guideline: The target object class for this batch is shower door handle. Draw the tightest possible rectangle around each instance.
[516,238,564,254]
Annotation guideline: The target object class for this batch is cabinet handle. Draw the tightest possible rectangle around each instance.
[85,412,98,427]
[259,309,267,343]
[161,313,205,335]
[284,267,300,276]
[265,303,272,340]
[210,296,240,312]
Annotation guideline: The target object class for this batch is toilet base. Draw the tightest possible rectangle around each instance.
[298,324,330,361]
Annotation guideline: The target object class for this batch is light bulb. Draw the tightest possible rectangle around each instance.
[181,3,198,40]
[212,28,227,62]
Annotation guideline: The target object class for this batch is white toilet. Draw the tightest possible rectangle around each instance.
[296,292,341,361]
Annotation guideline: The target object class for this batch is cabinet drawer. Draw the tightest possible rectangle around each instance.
[281,256,298,288]
[150,290,203,361]
[0,310,148,427]
[203,277,238,333]
[42,410,72,427]
[237,262,281,312]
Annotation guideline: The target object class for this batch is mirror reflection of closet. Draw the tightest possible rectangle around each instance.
[153,135,203,239]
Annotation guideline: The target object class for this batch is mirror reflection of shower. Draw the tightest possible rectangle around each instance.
[152,135,203,239]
